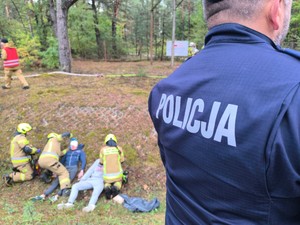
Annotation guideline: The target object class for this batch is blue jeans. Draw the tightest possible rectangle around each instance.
[44,166,78,196]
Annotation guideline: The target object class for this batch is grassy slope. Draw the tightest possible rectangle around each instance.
[0,73,167,224]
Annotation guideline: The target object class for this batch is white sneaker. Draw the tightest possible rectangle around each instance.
[82,204,95,212]
[64,203,74,209]
[57,203,65,210]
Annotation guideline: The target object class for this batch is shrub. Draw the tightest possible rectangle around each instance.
[40,37,59,69]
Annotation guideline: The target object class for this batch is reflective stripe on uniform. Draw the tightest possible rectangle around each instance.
[20,173,25,181]
[40,152,59,160]
[4,59,19,67]
[11,156,31,164]
[103,147,119,155]
[60,178,70,185]
[103,171,123,180]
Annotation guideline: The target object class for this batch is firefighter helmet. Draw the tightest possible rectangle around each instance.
[189,42,196,47]
[47,132,64,141]
[47,133,59,139]
[104,134,117,144]
[17,123,32,134]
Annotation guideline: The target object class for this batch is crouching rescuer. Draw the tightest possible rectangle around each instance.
[38,132,73,196]
[2,123,40,186]
[100,134,125,199]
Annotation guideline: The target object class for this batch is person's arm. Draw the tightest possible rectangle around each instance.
[266,84,300,198]
[118,146,125,163]
[18,137,39,155]
[60,153,67,165]
[1,49,6,60]
[157,138,166,167]
[77,150,86,179]
[99,148,104,164]
[79,159,99,181]
[61,148,68,156]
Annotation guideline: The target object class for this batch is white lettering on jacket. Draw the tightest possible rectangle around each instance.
[155,93,238,147]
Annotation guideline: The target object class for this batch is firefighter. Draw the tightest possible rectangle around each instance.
[99,134,125,199]
[2,123,40,186]
[188,42,199,57]
[38,132,73,196]
[0,38,30,90]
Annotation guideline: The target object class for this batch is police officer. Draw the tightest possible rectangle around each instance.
[99,134,124,199]
[38,132,73,196]
[149,0,300,224]
[2,123,40,186]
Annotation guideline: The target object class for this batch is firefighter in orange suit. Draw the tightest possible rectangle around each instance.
[2,123,40,186]
[38,132,73,196]
[99,134,124,199]
[1,38,29,90]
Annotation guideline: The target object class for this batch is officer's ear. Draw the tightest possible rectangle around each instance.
[268,0,285,31]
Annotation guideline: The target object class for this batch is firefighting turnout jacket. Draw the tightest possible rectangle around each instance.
[99,146,124,183]
[148,23,300,225]
[39,137,67,161]
[1,42,21,70]
[10,132,38,167]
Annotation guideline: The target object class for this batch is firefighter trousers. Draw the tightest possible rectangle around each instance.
[4,68,29,88]
[10,163,33,182]
[38,157,71,190]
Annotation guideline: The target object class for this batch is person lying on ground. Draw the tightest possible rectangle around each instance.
[57,158,104,213]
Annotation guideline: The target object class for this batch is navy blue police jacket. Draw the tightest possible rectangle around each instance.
[148,23,300,225]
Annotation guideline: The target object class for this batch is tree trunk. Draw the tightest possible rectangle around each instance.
[171,0,176,67]
[56,0,71,72]
[49,0,57,37]
[112,0,121,58]
[91,0,101,59]
[160,14,165,61]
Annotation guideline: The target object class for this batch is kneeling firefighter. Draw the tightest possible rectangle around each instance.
[100,134,125,199]
[2,123,40,186]
[38,132,72,196]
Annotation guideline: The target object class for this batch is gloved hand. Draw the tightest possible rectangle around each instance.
[61,132,71,138]
[36,149,41,154]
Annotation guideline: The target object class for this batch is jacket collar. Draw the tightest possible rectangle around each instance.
[205,23,277,49]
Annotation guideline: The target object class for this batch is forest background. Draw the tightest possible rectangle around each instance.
[1,0,300,72]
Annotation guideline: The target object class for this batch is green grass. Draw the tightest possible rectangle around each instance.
[0,74,166,225]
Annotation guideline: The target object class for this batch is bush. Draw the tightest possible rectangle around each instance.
[16,35,41,68]
[40,37,59,69]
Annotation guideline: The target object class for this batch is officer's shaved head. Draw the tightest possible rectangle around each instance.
[202,0,265,29]
[203,0,293,35]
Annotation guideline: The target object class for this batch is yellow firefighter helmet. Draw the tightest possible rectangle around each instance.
[17,123,32,134]
[104,134,117,144]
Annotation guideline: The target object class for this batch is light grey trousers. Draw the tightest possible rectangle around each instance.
[68,178,104,206]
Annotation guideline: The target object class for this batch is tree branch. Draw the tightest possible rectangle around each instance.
[151,0,162,11]
[176,0,184,8]
[63,0,78,10]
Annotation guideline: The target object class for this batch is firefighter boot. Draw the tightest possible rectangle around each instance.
[104,186,112,200]
[2,174,13,187]
[111,185,120,198]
